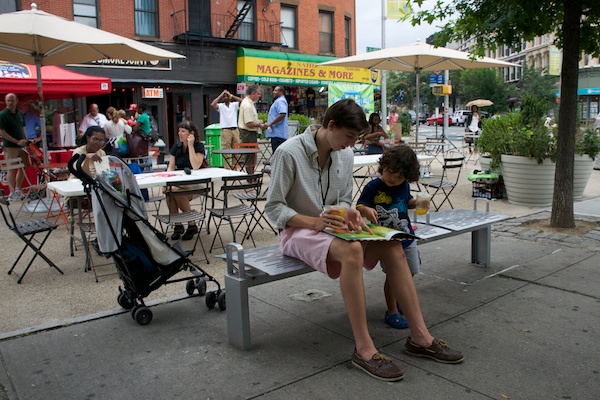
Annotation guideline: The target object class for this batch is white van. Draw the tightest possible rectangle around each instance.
[452,110,471,126]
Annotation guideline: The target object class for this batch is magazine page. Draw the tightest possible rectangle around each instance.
[325,224,419,241]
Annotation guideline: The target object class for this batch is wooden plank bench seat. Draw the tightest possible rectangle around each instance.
[222,199,510,350]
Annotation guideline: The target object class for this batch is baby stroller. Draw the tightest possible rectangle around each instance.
[68,154,225,325]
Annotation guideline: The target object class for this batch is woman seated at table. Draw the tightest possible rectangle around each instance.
[69,126,107,180]
[164,120,207,241]
[362,113,387,155]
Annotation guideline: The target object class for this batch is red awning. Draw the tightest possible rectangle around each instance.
[0,61,111,99]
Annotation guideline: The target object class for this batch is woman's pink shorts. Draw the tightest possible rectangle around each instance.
[279,227,378,279]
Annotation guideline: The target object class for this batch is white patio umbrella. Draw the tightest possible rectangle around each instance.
[465,99,494,108]
[319,41,518,142]
[0,3,185,163]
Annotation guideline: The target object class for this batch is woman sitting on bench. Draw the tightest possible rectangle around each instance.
[265,99,464,382]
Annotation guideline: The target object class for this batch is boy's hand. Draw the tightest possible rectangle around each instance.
[346,208,373,234]
[358,205,378,224]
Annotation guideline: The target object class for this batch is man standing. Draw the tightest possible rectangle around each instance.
[78,103,107,138]
[265,85,288,153]
[238,85,264,173]
[23,101,41,143]
[0,93,28,201]
[211,89,242,170]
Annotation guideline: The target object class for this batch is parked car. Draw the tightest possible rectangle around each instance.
[452,110,471,126]
[407,110,426,125]
[426,114,453,126]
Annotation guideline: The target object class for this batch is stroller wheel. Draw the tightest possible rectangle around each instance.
[206,291,217,309]
[117,292,135,309]
[197,280,207,296]
[186,280,196,296]
[217,291,226,311]
[134,306,153,325]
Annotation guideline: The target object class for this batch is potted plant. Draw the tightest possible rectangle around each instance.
[478,95,557,206]
[573,127,600,198]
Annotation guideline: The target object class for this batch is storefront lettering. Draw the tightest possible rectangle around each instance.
[328,70,354,80]
[256,64,316,77]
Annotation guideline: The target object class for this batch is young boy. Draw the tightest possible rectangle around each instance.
[356,145,428,329]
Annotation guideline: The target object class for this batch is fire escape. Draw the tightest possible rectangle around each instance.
[225,0,255,39]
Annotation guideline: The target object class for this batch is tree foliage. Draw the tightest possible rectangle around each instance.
[405,0,600,228]
[458,69,510,113]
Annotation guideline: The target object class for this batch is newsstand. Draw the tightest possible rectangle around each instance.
[204,123,223,167]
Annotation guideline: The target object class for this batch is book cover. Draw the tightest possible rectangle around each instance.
[325,224,420,241]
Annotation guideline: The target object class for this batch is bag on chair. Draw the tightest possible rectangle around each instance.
[126,132,149,158]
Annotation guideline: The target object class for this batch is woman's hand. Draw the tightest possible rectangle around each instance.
[187,134,195,147]
[88,153,102,163]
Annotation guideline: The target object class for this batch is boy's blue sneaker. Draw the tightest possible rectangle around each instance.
[384,311,408,329]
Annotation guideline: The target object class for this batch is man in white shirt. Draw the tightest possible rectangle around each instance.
[78,103,107,138]
[211,90,242,170]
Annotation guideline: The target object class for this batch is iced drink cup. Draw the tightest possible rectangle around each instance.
[416,192,431,215]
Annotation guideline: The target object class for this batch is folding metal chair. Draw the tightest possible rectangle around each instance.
[206,173,264,253]
[0,190,63,283]
[0,157,47,217]
[154,177,212,263]
[231,171,277,237]
[233,142,259,173]
[421,155,465,211]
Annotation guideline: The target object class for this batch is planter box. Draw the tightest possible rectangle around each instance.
[500,154,556,206]
[573,154,594,199]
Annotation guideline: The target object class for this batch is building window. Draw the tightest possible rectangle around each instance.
[344,17,351,56]
[237,0,255,41]
[281,5,297,48]
[135,0,158,37]
[73,0,98,28]
[0,0,18,13]
[319,11,333,54]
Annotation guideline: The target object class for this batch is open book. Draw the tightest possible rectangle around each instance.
[325,224,419,242]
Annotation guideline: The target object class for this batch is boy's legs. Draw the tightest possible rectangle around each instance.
[384,243,420,322]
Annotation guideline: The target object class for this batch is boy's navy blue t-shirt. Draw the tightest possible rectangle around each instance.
[357,178,415,248]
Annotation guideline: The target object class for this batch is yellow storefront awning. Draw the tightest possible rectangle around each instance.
[237,48,381,87]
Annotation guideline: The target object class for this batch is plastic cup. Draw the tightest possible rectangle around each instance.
[328,205,347,218]
[416,192,431,215]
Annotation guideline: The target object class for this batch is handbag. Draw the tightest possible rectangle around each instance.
[126,132,149,158]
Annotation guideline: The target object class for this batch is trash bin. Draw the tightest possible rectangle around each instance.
[204,123,223,167]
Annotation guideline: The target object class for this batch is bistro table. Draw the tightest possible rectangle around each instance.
[212,148,261,171]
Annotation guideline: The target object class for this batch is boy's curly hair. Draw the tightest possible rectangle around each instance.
[378,145,421,183]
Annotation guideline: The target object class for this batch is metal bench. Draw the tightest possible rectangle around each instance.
[223,199,510,350]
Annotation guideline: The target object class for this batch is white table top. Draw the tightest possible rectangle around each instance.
[47,168,246,198]
[353,154,434,168]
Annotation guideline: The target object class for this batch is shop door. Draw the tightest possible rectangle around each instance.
[166,92,192,149]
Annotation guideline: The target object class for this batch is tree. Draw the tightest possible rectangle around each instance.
[459,69,511,114]
[406,0,600,228]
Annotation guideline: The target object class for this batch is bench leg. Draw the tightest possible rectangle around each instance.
[471,226,491,267]
[225,274,252,350]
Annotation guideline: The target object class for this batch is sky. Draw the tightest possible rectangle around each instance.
[355,0,447,54]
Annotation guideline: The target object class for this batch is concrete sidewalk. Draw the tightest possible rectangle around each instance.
[1,200,599,399]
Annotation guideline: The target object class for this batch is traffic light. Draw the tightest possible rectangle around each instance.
[432,84,452,96]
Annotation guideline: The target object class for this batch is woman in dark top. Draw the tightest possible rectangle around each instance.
[165,120,206,240]
[363,113,386,154]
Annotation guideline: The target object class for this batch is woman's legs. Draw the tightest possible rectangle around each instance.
[365,242,434,348]
[328,239,378,360]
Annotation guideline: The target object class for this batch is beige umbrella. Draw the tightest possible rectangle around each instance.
[465,99,494,108]
[0,4,185,163]
[319,41,518,142]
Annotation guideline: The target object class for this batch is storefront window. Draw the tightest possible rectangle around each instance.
[73,0,98,28]
[135,0,158,37]
[319,11,333,54]
[281,5,296,49]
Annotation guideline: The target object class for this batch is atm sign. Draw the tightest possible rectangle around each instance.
[143,88,164,98]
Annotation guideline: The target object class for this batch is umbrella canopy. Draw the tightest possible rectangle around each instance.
[0,4,185,163]
[0,61,111,99]
[319,41,518,142]
[465,99,494,108]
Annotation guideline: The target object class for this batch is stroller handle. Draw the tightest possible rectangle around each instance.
[68,153,95,185]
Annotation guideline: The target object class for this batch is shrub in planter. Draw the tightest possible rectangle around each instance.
[575,127,600,160]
